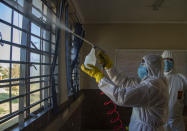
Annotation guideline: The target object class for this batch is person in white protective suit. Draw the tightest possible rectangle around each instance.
[162,50,187,131]
[81,51,169,131]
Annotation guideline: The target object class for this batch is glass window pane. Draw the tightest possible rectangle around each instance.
[52,24,56,33]
[41,65,50,75]
[31,35,40,50]
[31,23,40,37]
[12,98,19,112]
[12,80,24,97]
[32,0,42,11]
[42,55,49,64]
[0,81,9,86]
[12,46,26,61]
[41,77,49,88]
[13,11,23,28]
[0,22,11,42]
[54,65,58,74]
[30,92,40,104]
[51,55,54,63]
[0,3,12,23]
[16,0,24,7]
[0,44,10,60]
[51,44,55,53]
[0,63,9,80]
[52,14,56,24]
[0,102,10,118]
[30,83,40,92]
[32,7,42,19]
[30,104,40,113]
[43,40,50,52]
[43,30,50,40]
[0,87,9,101]
[54,75,58,83]
[11,64,25,79]
[13,11,29,31]
[30,52,40,63]
[30,78,40,82]
[13,28,27,46]
[56,57,58,64]
[30,65,40,77]
[51,34,55,43]
[43,5,47,16]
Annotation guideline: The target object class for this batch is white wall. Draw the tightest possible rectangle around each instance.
[80,23,187,89]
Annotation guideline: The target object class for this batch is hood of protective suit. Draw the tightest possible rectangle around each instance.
[143,55,162,78]
[162,50,173,59]
[161,50,175,75]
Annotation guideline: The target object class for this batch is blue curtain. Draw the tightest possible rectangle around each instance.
[70,24,85,95]
[71,23,85,69]
[65,4,85,96]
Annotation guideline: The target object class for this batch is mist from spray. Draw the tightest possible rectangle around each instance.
[50,15,95,47]
[17,0,95,48]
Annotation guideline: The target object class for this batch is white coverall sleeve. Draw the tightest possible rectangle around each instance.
[179,74,187,106]
[98,78,152,107]
[105,67,139,87]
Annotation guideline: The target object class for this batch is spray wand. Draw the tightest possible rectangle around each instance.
[70,31,104,52]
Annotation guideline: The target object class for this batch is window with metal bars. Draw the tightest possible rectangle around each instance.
[0,0,58,129]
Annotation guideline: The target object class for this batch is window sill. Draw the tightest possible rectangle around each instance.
[10,92,83,131]
[12,107,52,131]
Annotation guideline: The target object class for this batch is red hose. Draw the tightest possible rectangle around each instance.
[100,91,126,131]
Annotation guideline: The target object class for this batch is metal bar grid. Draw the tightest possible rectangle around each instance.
[1,0,53,33]
[25,7,31,118]
[9,0,56,36]
[0,80,49,88]
[0,0,58,126]
[0,17,55,48]
[41,0,57,16]
[0,60,54,65]
[0,86,50,104]
[0,40,55,56]
[31,1,56,36]
[0,96,52,124]
[48,5,53,107]
[0,19,52,43]
[9,5,14,114]
[0,74,58,83]
[40,5,43,107]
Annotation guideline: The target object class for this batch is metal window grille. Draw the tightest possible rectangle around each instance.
[0,0,58,129]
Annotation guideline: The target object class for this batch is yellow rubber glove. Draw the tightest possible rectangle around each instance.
[125,126,129,131]
[81,64,104,83]
[96,51,113,69]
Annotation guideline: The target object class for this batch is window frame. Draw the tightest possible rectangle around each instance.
[0,0,58,129]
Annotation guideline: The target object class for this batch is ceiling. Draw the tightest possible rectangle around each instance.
[72,0,187,24]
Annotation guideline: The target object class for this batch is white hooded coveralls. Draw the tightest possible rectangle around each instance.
[164,71,187,131]
[98,55,169,131]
